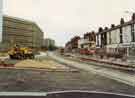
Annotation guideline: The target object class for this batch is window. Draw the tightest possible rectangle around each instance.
[120,28,123,43]
[104,32,107,45]
[81,44,83,48]
[131,24,135,42]
[109,32,111,44]
[96,35,99,46]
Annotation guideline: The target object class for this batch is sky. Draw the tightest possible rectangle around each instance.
[0,0,2,42]
[3,0,135,46]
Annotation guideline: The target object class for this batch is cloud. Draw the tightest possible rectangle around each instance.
[3,0,135,46]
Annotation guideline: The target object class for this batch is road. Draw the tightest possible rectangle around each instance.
[48,52,135,86]
[0,52,135,95]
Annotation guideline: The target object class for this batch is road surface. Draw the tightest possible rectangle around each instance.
[0,52,135,95]
[48,52,135,86]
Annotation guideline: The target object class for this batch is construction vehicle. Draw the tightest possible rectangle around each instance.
[8,45,35,60]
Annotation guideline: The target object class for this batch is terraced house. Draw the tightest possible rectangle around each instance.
[65,41,72,52]
[2,16,44,49]
[78,32,96,50]
[96,13,135,57]
[65,36,80,53]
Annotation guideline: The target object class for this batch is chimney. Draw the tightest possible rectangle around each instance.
[111,24,115,28]
[84,33,86,38]
[98,27,103,32]
[104,27,108,30]
[132,13,135,21]
[120,18,125,24]
[91,31,95,34]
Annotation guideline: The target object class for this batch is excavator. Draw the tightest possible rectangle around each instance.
[8,44,35,60]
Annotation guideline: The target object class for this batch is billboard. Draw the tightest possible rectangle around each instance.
[0,0,2,43]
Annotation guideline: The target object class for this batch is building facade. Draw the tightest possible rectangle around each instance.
[78,32,96,50]
[2,16,44,49]
[65,36,80,53]
[96,13,135,57]
[43,38,55,48]
[70,36,80,52]
[65,13,135,60]
[65,41,72,52]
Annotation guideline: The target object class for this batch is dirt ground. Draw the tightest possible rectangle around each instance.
[0,68,135,95]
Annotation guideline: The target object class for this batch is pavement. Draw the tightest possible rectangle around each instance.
[66,53,134,69]
[48,52,135,87]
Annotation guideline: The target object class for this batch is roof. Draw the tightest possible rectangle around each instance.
[3,15,34,24]
[3,15,44,33]
[98,20,135,34]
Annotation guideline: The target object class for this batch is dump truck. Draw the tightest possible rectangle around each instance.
[8,45,35,60]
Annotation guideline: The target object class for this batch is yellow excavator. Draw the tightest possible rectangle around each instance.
[8,44,35,60]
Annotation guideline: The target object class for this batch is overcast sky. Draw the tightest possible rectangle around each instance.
[3,0,135,46]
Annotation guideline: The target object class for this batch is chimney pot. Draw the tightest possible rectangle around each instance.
[132,13,135,20]
[111,24,115,28]
[120,18,125,24]
[104,27,108,30]
[98,27,103,32]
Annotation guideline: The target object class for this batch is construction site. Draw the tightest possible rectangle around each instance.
[0,1,135,97]
[0,52,135,95]
[0,15,134,95]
